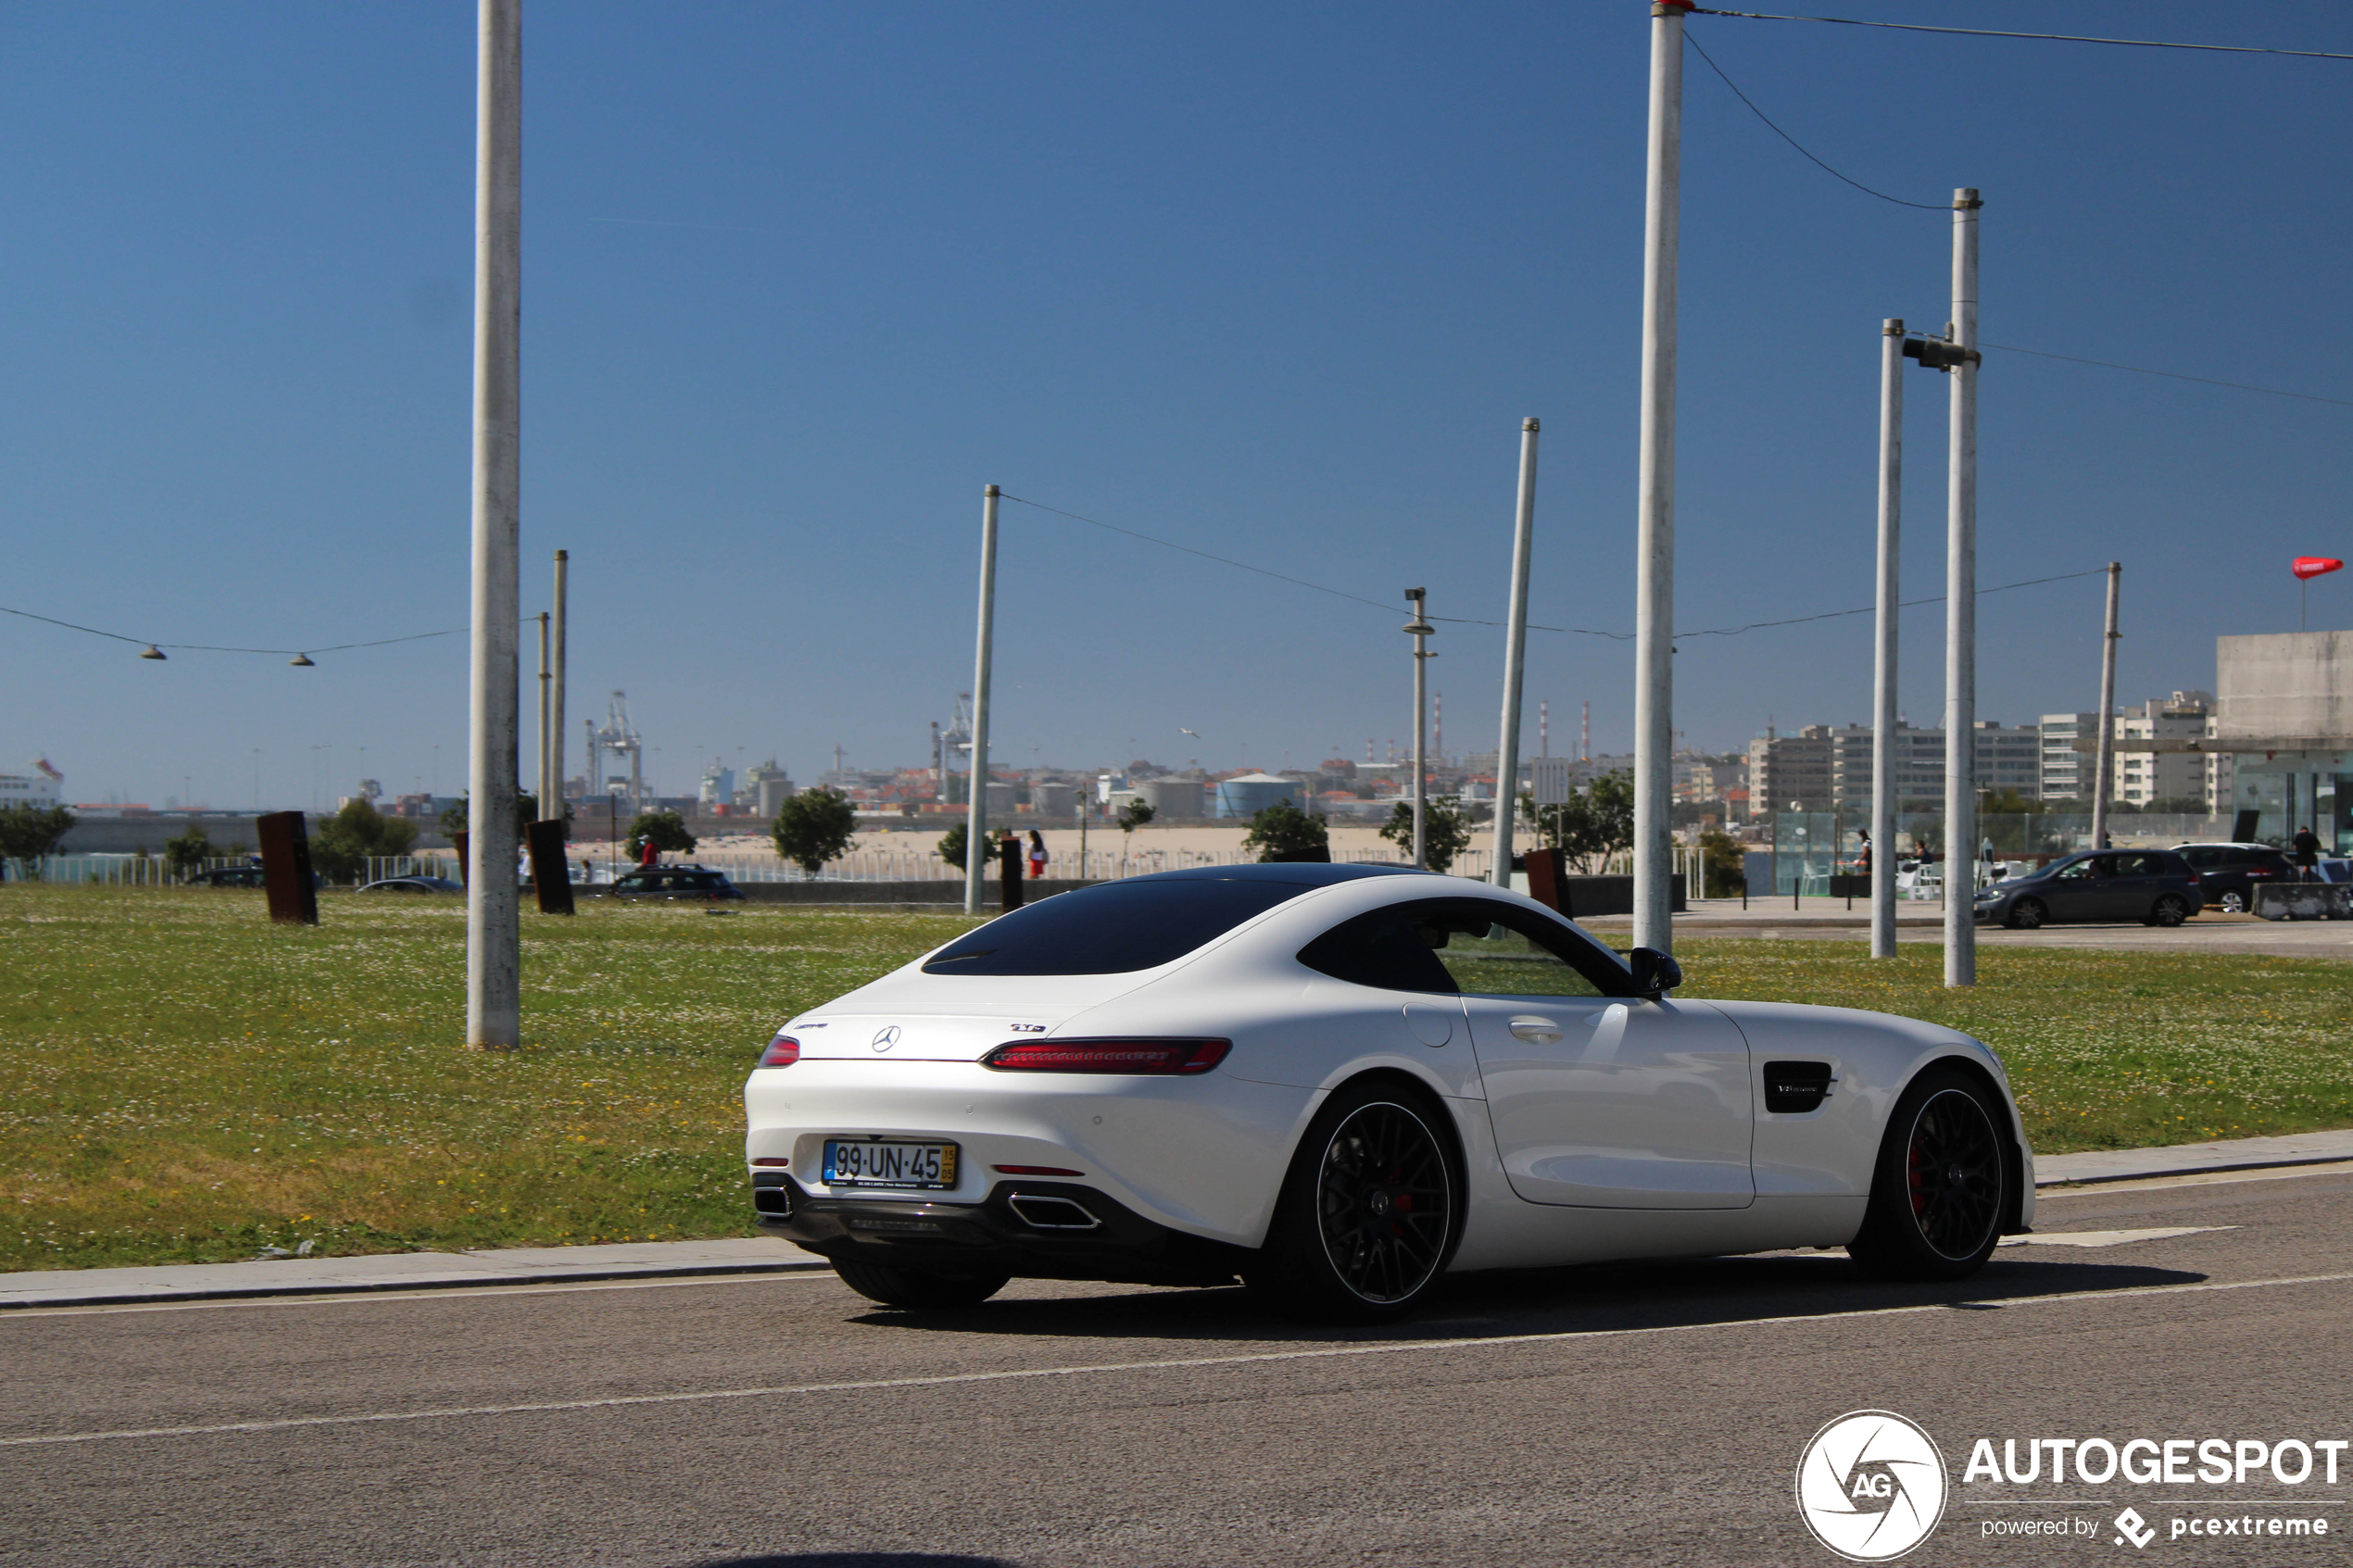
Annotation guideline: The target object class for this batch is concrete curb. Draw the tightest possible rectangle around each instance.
[11,1131,2353,1310]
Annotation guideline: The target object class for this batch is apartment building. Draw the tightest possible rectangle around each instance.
[1746,721,2042,818]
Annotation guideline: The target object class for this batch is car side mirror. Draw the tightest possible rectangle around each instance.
[1629,947,1682,997]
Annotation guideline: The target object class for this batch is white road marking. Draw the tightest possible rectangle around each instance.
[6,1269,2349,1449]
[1999,1226,2234,1248]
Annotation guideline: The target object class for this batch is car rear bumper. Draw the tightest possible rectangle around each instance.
[750,1172,1251,1287]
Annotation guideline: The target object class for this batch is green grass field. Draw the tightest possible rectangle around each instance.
[6,885,2351,1273]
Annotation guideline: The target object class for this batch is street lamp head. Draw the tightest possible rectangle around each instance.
[139,645,167,660]
[289,653,315,668]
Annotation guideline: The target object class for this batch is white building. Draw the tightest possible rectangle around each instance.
[0,759,63,810]
[2113,692,2228,809]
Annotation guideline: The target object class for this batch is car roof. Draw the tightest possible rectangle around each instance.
[2173,842,2281,851]
[1122,862,1438,887]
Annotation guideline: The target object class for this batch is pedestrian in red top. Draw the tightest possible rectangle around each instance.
[639,834,659,869]
[1027,829,1049,881]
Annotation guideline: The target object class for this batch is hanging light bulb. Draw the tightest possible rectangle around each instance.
[139,645,167,660]
[289,653,315,667]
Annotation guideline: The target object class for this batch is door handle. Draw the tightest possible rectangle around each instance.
[1508,1016,1563,1044]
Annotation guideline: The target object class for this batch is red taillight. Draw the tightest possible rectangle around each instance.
[752,1156,789,1168]
[982,1038,1232,1075]
[757,1035,800,1068]
[993,1163,1085,1176]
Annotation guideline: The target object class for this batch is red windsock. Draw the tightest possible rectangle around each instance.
[2293,557,2345,581]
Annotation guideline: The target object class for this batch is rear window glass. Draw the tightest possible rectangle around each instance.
[921,877,1315,975]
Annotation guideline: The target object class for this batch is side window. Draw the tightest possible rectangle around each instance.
[2055,859,2095,882]
[2111,853,2158,878]
[1298,909,1459,993]
[1432,913,1612,998]
[2183,848,2219,870]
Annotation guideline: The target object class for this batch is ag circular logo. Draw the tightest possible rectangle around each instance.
[1794,1410,1947,1562]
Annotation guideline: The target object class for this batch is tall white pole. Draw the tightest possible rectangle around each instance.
[963,484,1000,914]
[2090,561,2120,849]
[1944,188,1981,988]
[548,549,566,821]
[1632,0,1686,953]
[1404,588,1434,869]
[1491,418,1541,887]
[535,611,550,812]
[465,0,521,1049]
[1871,320,1903,959]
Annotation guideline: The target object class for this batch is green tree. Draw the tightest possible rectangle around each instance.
[771,788,856,875]
[1116,797,1155,835]
[1525,770,1636,872]
[937,822,969,871]
[440,793,551,836]
[163,825,218,881]
[1241,797,1328,861]
[309,798,421,884]
[1380,797,1474,874]
[1697,827,1747,898]
[0,805,75,864]
[625,809,698,860]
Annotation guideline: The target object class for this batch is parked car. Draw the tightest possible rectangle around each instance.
[605,866,746,902]
[357,875,462,894]
[748,864,2034,1320]
[1972,848,2201,929]
[191,865,323,889]
[2173,842,2298,913]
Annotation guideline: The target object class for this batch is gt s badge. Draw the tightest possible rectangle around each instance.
[1010,1023,1047,1033]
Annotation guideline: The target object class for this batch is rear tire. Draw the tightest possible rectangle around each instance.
[1848,1066,2010,1283]
[2219,890,2247,915]
[2005,897,2045,930]
[1246,1080,1460,1323]
[832,1259,1009,1310]
[2147,895,2188,928]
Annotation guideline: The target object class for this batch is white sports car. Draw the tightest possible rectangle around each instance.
[744,864,2034,1320]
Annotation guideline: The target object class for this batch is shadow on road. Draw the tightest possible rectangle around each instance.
[693,1558,1014,1568]
[847,1253,2206,1346]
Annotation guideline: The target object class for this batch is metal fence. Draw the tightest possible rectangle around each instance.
[1765,812,2233,897]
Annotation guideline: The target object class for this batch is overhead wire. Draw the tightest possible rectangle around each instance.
[1682,31,1945,209]
[0,602,477,658]
[1687,8,2353,62]
[997,493,2105,644]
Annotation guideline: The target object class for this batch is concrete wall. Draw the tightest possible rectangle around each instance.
[2219,631,2353,741]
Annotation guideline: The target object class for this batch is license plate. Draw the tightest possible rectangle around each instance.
[822,1139,959,1190]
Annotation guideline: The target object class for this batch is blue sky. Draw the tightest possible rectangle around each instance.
[4,2,2348,808]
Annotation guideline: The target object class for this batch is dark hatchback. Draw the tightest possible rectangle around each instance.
[2173,842,2298,914]
[604,867,746,902]
[1973,849,2202,928]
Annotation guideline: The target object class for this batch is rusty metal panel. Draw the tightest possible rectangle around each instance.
[527,819,574,915]
[255,811,318,925]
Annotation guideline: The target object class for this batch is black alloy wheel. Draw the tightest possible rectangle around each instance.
[1315,1101,1453,1306]
[1848,1067,2009,1281]
[1248,1081,1459,1322]
[2005,897,2046,930]
[2148,895,2189,928]
[1903,1089,2005,1261]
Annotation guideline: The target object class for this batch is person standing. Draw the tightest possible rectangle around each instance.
[2293,823,2323,882]
[639,834,660,869]
[1027,828,1049,881]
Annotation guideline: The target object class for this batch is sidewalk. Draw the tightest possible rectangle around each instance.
[7,1130,2352,1311]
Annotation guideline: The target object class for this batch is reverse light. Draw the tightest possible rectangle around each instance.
[757,1035,800,1068]
[981,1038,1232,1075]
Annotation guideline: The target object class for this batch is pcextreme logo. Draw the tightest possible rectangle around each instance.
[1796,1410,1950,1562]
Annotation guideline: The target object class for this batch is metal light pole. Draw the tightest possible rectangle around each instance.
[1632,0,1688,954]
[1943,188,1982,988]
[1490,418,1541,887]
[465,0,522,1049]
[535,612,551,811]
[1871,320,1904,958]
[549,549,567,820]
[2091,561,2121,849]
[1404,588,1435,869]
[963,484,1000,915]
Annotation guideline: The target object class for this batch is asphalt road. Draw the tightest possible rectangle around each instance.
[8,1168,2352,1567]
